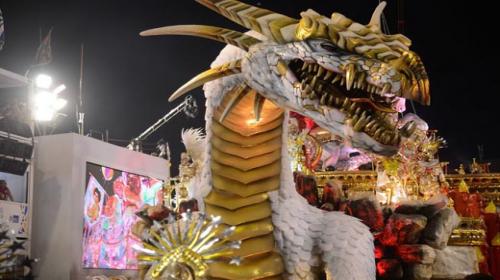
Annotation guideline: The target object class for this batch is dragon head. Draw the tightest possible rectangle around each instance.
[141,0,430,156]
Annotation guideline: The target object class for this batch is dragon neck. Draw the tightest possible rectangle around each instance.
[203,86,285,279]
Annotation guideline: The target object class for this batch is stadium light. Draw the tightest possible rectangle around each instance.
[35,74,53,89]
[32,74,68,122]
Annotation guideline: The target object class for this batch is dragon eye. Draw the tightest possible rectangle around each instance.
[320,42,338,52]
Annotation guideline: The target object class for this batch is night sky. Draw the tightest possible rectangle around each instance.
[1,0,498,174]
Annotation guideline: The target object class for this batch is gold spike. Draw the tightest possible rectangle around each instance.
[254,93,266,122]
[296,13,329,41]
[219,85,251,123]
[368,1,387,31]
[345,64,356,90]
[140,25,261,51]
[195,0,298,43]
[169,60,242,102]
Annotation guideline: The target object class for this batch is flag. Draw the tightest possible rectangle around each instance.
[34,28,53,65]
[0,9,5,51]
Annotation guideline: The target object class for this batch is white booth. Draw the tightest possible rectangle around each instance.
[31,133,170,279]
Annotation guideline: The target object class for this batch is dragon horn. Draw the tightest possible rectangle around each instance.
[140,25,261,51]
[195,0,299,43]
[169,60,242,102]
[368,1,387,32]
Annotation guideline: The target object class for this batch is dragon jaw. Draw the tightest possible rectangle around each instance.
[240,38,427,156]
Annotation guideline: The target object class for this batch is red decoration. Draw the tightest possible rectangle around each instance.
[490,233,500,280]
[381,214,427,246]
[374,244,385,259]
[377,259,403,279]
[294,172,319,206]
[348,198,384,232]
[449,190,482,218]
[483,211,499,245]
[290,112,317,131]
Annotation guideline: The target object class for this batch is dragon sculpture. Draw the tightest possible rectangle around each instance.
[140,0,430,279]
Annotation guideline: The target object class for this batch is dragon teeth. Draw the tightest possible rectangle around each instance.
[355,107,361,115]
[324,71,333,81]
[335,97,342,106]
[365,119,377,130]
[328,95,335,105]
[332,75,341,84]
[349,103,357,112]
[311,76,318,87]
[320,94,328,105]
[382,83,391,93]
[345,63,356,91]
[317,67,325,77]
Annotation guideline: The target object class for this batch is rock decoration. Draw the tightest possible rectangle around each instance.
[431,246,479,279]
[381,214,427,246]
[348,194,476,279]
[422,207,460,249]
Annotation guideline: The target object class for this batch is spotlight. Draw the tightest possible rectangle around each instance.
[35,74,53,89]
[31,73,68,122]
[32,90,67,122]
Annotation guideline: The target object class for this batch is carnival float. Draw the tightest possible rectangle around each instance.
[126,0,500,279]
[0,0,498,279]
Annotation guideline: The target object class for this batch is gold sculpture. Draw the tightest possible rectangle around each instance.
[135,213,241,280]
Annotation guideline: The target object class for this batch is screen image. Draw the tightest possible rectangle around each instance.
[82,162,164,269]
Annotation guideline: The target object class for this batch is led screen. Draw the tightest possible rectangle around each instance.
[82,162,163,269]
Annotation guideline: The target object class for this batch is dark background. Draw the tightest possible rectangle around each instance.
[1,0,498,175]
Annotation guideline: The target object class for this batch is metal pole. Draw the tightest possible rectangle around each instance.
[78,44,85,135]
